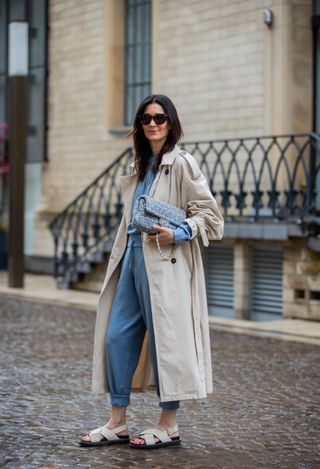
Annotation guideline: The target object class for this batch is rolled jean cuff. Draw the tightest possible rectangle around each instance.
[110,393,130,407]
[159,400,180,410]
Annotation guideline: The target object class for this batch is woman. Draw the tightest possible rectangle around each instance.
[80,94,224,449]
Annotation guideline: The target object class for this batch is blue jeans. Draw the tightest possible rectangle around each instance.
[106,233,180,410]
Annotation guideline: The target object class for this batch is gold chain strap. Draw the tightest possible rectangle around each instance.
[156,234,176,261]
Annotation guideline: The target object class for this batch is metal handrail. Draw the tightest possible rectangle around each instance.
[49,133,320,280]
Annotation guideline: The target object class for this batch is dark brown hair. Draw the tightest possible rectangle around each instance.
[129,94,183,180]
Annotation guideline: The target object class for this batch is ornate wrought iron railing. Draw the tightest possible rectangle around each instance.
[181,133,320,221]
[49,148,133,281]
[49,133,320,282]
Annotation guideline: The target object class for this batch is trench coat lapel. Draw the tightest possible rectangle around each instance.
[159,146,179,167]
[149,146,179,197]
[119,148,178,216]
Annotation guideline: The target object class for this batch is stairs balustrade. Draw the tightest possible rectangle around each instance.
[49,134,320,288]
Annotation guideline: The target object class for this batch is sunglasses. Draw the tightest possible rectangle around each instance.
[139,113,168,126]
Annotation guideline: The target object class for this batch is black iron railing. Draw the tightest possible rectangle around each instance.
[50,148,133,280]
[49,133,320,281]
[181,133,320,221]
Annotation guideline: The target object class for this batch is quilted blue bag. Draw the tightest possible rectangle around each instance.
[131,195,186,235]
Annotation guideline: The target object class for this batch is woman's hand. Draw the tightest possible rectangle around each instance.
[147,225,175,246]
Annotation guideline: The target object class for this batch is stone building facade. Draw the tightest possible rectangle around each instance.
[2,0,318,320]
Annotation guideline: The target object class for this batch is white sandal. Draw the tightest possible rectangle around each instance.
[79,424,129,447]
[129,425,181,449]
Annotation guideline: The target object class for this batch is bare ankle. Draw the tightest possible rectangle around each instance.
[158,419,177,430]
[108,406,127,427]
[108,417,126,427]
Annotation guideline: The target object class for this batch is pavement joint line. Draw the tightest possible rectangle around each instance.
[209,323,320,345]
[0,291,97,311]
[209,320,320,340]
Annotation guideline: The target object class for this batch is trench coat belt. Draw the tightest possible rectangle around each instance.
[184,216,209,248]
[195,218,209,247]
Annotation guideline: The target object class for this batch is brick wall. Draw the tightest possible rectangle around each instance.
[153,0,267,140]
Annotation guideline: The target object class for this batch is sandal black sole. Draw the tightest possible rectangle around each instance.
[129,437,181,449]
[79,436,130,447]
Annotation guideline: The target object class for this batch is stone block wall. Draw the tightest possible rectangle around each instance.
[153,0,267,140]
[283,241,320,320]
[33,0,128,256]
[44,0,127,210]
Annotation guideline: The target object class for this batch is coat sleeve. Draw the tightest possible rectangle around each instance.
[178,152,224,246]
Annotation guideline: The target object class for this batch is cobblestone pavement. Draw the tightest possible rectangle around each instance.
[0,298,319,469]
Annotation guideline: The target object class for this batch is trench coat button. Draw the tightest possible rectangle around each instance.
[171,258,176,264]
[165,169,169,175]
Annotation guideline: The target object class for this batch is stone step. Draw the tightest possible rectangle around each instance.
[57,278,70,290]
[76,260,92,274]
[71,252,110,292]
[87,250,104,263]
[101,239,113,253]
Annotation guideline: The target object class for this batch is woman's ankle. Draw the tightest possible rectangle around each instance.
[158,409,177,429]
[107,417,126,427]
[108,405,127,427]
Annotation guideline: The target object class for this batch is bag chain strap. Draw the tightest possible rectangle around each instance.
[156,234,176,261]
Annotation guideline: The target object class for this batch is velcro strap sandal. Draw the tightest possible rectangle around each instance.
[79,424,129,447]
[129,425,181,449]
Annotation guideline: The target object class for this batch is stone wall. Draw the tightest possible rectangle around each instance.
[44,0,127,210]
[33,0,128,256]
[153,0,267,140]
[283,241,320,320]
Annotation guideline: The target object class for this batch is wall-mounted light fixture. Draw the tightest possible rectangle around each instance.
[9,22,29,76]
[263,9,273,28]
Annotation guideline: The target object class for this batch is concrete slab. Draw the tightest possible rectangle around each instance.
[0,271,98,310]
[208,316,320,345]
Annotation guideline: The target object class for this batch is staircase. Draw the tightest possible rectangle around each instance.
[49,134,320,290]
[49,147,133,289]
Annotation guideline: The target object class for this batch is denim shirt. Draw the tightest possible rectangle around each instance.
[127,155,192,243]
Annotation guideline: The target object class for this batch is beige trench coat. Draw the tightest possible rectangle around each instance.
[92,145,224,402]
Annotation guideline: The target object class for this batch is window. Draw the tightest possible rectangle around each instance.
[125,0,151,125]
[27,0,48,162]
[0,0,48,162]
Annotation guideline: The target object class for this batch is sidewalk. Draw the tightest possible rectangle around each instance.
[1,281,319,469]
[0,272,320,345]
